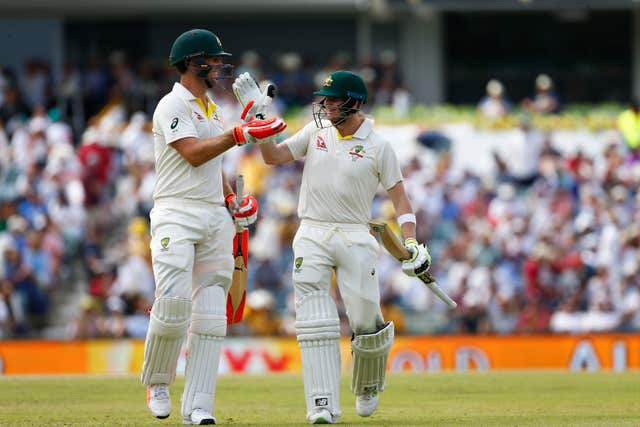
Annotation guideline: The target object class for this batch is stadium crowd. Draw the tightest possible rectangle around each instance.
[0,50,638,339]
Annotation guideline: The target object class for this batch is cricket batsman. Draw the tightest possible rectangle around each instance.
[140,29,286,425]
[233,70,431,423]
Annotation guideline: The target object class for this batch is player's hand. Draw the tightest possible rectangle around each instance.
[401,238,431,277]
[232,117,286,146]
[225,193,258,228]
[233,72,275,121]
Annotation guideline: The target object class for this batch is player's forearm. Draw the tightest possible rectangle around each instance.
[258,140,292,165]
[387,181,416,239]
[188,132,236,166]
[396,198,416,239]
[399,221,416,240]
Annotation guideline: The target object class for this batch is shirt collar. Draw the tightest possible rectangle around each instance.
[351,117,374,140]
[172,82,197,101]
[172,82,217,119]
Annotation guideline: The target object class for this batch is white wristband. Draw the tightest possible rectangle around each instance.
[397,213,416,226]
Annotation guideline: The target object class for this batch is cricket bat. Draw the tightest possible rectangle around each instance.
[227,175,249,324]
[368,219,457,309]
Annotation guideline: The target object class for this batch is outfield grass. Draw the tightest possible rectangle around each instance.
[1,371,638,426]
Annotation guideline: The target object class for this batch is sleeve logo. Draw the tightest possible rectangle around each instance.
[170,117,179,129]
[294,257,303,273]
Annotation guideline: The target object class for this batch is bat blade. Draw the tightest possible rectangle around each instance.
[368,219,457,309]
[227,228,248,324]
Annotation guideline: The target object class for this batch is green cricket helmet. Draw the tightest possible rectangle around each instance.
[313,70,368,104]
[313,70,367,128]
[169,29,231,65]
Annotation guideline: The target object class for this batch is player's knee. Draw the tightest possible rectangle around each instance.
[191,285,227,337]
[346,301,383,335]
[349,312,379,335]
[295,291,340,342]
[194,266,233,291]
[293,275,328,302]
[148,297,191,338]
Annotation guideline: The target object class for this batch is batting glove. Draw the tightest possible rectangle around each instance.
[233,72,274,121]
[232,117,286,146]
[225,193,259,228]
[401,238,431,277]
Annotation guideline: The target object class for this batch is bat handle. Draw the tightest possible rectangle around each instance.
[236,175,244,204]
[421,272,457,309]
[234,175,245,232]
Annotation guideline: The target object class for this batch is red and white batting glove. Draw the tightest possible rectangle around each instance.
[225,193,258,228]
[232,117,286,146]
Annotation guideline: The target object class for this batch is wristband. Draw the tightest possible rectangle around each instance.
[397,213,416,226]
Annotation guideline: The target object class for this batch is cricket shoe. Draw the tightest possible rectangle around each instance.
[308,408,336,424]
[183,408,216,425]
[356,387,379,417]
[147,384,171,419]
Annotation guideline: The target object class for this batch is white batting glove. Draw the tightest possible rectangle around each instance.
[402,238,431,277]
[232,72,274,121]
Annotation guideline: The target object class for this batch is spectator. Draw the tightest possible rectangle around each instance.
[478,79,510,119]
[522,73,560,114]
[0,52,638,340]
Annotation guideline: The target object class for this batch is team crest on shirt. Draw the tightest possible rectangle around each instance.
[294,257,303,273]
[348,145,365,161]
[315,136,328,151]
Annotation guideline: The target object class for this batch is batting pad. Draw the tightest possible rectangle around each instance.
[141,297,191,386]
[351,321,395,395]
[181,285,227,418]
[295,291,342,420]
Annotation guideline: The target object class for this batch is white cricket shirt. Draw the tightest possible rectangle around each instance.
[152,82,225,204]
[285,117,403,224]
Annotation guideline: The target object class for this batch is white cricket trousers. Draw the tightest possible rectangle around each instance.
[292,219,384,334]
[150,199,235,298]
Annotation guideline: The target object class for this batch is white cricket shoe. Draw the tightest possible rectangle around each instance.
[147,384,171,419]
[183,408,216,425]
[356,388,379,417]
[308,408,335,424]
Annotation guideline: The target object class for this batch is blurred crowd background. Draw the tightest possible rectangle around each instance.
[1,0,640,339]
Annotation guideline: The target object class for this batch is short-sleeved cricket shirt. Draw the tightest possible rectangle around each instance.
[152,82,225,204]
[285,118,402,224]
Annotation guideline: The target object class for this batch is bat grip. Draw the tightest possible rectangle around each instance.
[234,175,245,232]
[235,175,244,213]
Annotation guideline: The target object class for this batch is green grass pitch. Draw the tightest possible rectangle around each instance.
[1,371,639,426]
